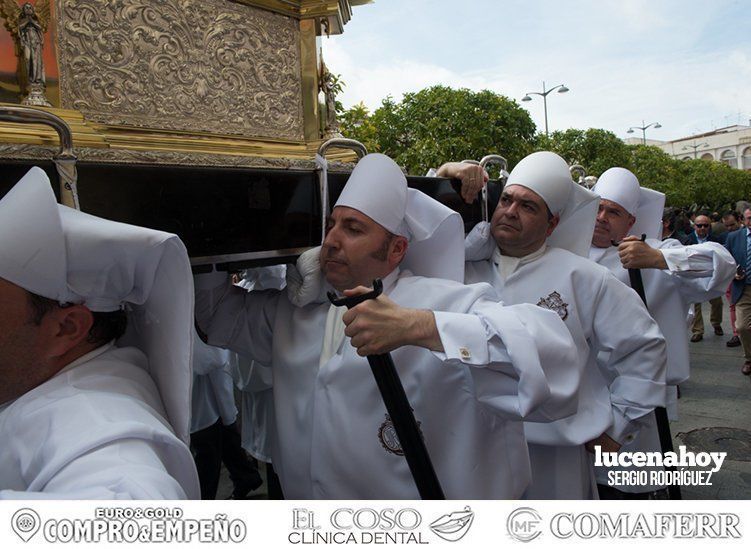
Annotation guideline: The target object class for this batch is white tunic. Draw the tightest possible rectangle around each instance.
[465,245,667,499]
[231,265,287,463]
[191,339,236,433]
[589,239,736,491]
[589,239,736,387]
[195,267,579,499]
[231,353,275,463]
[0,344,200,499]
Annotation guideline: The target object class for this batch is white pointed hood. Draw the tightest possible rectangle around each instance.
[0,167,194,444]
[503,151,600,257]
[335,153,465,282]
[593,167,666,241]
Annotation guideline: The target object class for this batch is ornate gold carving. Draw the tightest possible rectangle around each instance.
[234,1,372,35]
[299,17,320,141]
[0,143,356,171]
[55,0,304,140]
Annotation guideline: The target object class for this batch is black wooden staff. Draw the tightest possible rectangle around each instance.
[617,234,682,500]
[328,279,445,500]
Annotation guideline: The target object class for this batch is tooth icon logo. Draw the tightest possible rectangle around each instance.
[12,508,40,542]
[429,506,474,542]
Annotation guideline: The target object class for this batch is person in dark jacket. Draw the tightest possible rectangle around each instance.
[661,207,690,244]
[724,208,751,374]
[722,212,742,347]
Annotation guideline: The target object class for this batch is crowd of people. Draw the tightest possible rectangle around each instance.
[0,150,745,500]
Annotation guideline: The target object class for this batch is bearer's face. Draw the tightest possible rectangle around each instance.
[0,278,45,405]
[321,206,405,292]
[592,199,635,248]
[490,185,558,257]
[744,209,751,230]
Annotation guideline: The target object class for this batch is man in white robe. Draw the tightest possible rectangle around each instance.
[191,334,262,499]
[588,167,736,497]
[436,152,667,499]
[231,266,287,498]
[195,153,580,499]
[0,168,199,499]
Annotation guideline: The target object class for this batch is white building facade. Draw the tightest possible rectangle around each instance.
[626,125,751,171]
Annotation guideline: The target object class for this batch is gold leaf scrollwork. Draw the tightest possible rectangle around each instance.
[56,0,304,140]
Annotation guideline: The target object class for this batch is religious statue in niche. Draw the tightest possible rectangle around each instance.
[319,57,342,138]
[0,0,52,106]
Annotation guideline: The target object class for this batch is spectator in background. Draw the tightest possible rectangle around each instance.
[688,211,698,231]
[662,207,689,244]
[674,210,692,243]
[687,213,726,342]
[723,212,742,347]
[711,211,726,238]
[724,208,751,374]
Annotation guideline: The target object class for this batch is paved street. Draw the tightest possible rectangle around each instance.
[674,301,751,499]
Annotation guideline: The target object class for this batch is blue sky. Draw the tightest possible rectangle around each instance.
[322,0,751,141]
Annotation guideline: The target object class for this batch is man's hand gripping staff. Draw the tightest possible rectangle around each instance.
[328,279,445,500]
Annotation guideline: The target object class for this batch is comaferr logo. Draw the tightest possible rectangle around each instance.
[551,512,741,539]
[506,509,742,541]
[506,507,542,542]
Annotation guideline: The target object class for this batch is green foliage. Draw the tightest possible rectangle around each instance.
[534,129,632,176]
[629,145,685,206]
[536,129,751,209]
[629,146,751,210]
[672,157,751,211]
[339,85,537,175]
[339,85,751,208]
[339,101,377,146]
[329,73,345,115]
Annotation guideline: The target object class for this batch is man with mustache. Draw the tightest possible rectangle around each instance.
[195,153,580,499]
[589,168,735,497]
[435,152,667,499]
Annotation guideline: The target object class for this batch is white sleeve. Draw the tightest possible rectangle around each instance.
[593,273,667,444]
[192,338,232,376]
[0,440,193,500]
[194,271,280,365]
[208,367,239,425]
[432,299,580,423]
[657,239,737,302]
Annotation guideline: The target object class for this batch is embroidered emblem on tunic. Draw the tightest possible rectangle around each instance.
[378,413,423,456]
[536,291,569,321]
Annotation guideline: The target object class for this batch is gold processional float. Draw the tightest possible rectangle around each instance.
[0,0,505,271]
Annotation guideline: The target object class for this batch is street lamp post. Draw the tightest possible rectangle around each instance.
[522,81,569,136]
[627,120,662,145]
[682,141,709,159]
